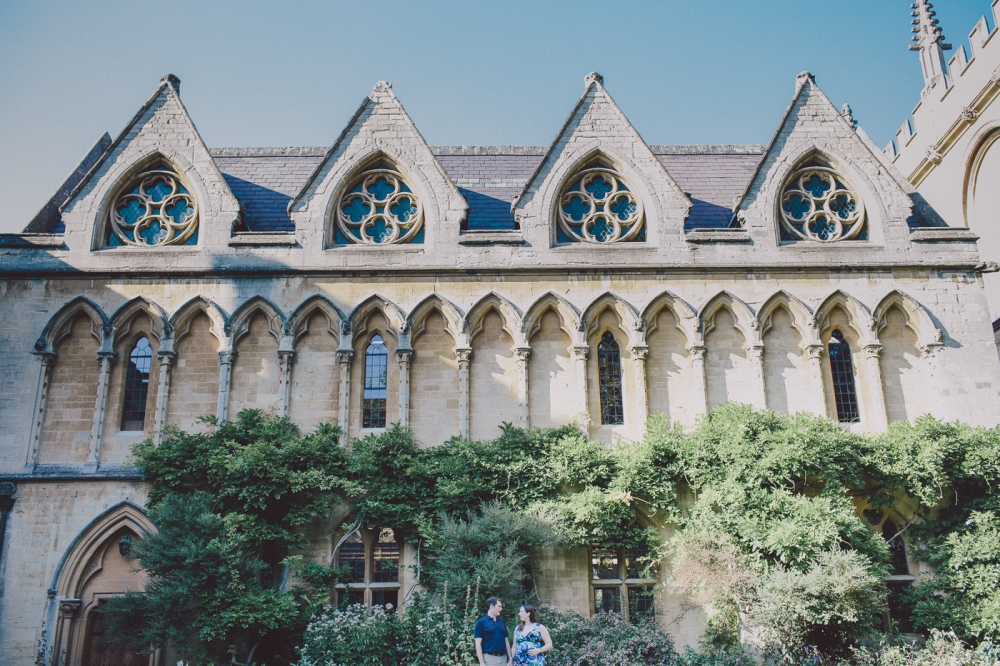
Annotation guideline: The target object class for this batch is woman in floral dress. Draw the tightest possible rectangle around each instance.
[513,604,553,665]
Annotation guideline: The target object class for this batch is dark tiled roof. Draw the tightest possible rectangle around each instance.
[202,146,765,232]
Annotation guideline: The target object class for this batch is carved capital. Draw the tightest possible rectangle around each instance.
[58,599,82,619]
[689,345,707,362]
[395,349,412,364]
[337,350,355,365]
[96,350,117,364]
[156,350,177,367]
[33,351,57,367]
[863,344,883,360]
[572,346,590,360]
[805,344,824,360]
[748,344,765,361]
[516,347,531,363]
[277,350,295,371]
[632,345,649,361]
[218,350,236,366]
[455,348,472,364]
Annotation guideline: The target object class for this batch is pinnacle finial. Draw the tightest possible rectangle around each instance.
[909,0,951,88]
[160,74,180,93]
[585,72,604,88]
[373,80,393,94]
[796,71,815,88]
[842,103,857,129]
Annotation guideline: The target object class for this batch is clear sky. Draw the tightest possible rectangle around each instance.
[0,0,993,232]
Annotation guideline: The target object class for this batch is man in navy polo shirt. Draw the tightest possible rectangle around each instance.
[474,596,511,666]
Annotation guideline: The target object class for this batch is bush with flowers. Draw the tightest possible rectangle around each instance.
[297,603,398,666]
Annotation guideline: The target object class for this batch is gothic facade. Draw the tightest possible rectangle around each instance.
[2,46,1000,663]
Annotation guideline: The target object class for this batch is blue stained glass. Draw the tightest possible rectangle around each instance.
[609,195,636,221]
[118,200,145,225]
[145,179,172,202]
[829,194,856,219]
[139,221,168,244]
[783,194,810,220]
[802,174,830,198]
[108,233,126,247]
[588,217,613,242]
[368,177,395,201]
[563,195,592,222]
[586,176,614,199]
[165,199,191,223]
[390,197,415,222]
[343,198,372,222]
[366,218,390,243]
[809,215,836,241]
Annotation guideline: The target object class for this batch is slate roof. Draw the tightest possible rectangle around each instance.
[30,145,765,233]
[209,145,765,232]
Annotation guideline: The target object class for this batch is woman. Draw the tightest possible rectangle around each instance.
[513,604,553,665]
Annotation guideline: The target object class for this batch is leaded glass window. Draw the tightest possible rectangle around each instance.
[339,531,366,583]
[598,331,624,426]
[120,337,152,431]
[592,546,619,580]
[779,160,865,242]
[627,586,655,624]
[594,587,621,614]
[828,330,860,423]
[372,529,399,583]
[363,335,388,428]
[883,520,909,576]
[590,545,659,621]
[107,165,198,247]
[336,164,423,245]
[557,161,644,244]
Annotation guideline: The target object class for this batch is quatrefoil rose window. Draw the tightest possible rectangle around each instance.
[779,164,865,242]
[107,166,198,247]
[336,166,423,245]
[557,166,643,244]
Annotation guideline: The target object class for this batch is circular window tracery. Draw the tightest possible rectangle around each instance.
[108,167,198,247]
[779,164,865,242]
[336,167,423,245]
[557,166,643,244]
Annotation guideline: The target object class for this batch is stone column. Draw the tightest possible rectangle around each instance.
[217,351,236,424]
[689,344,709,416]
[337,350,353,444]
[749,343,767,410]
[456,348,472,438]
[805,344,827,417]
[87,351,116,470]
[863,344,889,430]
[516,347,531,429]
[632,345,649,426]
[277,350,295,417]
[26,352,56,469]
[0,482,16,568]
[152,351,176,445]
[573,345,591,430]
[397,350,412,428]
[54,598,81,666]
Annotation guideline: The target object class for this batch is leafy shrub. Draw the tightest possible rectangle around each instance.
[297,604,397,666]
[396,585,480,666]
[543,607,677,665]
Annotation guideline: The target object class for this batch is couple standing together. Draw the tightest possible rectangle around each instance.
[473,597,553,666]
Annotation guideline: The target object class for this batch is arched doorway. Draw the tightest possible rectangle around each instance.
[49,503,160,666]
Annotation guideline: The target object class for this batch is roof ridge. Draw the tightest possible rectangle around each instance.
[210,144,766,159]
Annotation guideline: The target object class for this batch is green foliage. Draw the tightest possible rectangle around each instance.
[542,607,677,665]
[424,503,556,603]
[103,411,349,665]
[395,585,481,666]
[297,603,398,666]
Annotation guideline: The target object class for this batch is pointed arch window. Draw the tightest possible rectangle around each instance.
[780,158,865,242]
[557,159,644,244]
[121,337,152,431]
[107,164,198,247]
[336,162,423,245]
[335,527,401,610]
[598,331,625,425]
[828,330,860,423]
[363,335,389,428]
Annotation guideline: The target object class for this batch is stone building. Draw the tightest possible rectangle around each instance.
[887,0,1000,341]
[1,54,1000,662]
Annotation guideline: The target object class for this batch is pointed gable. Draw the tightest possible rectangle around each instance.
[290,81,467,248]
[513,73,691,247]
[59,74,240,250]
[734,72,915,247]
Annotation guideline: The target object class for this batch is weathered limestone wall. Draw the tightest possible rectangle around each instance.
[166,313,219,432]
[229,313,282,416]
[410,312,460,447]
[528,310,576,429]
[288,312,340,432]
[469,312,519,441]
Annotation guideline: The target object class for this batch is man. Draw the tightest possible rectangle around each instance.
[474,596,511,666]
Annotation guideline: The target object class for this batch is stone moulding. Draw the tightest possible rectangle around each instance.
[908,228,980,242]
[684,229,752,243]
[228,232,298,247]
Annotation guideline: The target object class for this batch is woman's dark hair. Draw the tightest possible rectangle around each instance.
[519,603,537,629]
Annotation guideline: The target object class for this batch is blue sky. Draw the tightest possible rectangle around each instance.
[0,0,992,232]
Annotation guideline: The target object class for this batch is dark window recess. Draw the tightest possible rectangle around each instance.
[346,588,366,607]
[339,533,366,583]
[592,546,620,579]
[626,546,656,580]
[363,335,388,428]
[594,587,621,614]
[597,331,624,425]
[883,520,909,576]
[828,330,860,423]
[372,529,399,583]
[120,337,152,431]
[886,582,915,633]
[627,586,656,623]
[371,588,398,609]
